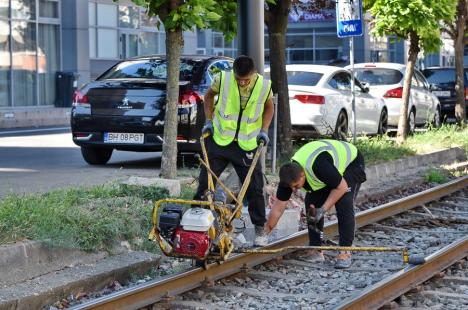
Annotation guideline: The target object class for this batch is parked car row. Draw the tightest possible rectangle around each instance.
[71,55,460,165]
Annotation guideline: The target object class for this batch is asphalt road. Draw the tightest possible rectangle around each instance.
[0,127,176,197]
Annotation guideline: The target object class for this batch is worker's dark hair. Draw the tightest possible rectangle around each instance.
[233,55,255,76]
[278,162,303,187]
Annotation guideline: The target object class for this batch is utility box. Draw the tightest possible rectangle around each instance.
[55,72,79,107]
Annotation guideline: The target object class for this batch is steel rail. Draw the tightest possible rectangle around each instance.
[335,236,468,310]
[72,175,467,310]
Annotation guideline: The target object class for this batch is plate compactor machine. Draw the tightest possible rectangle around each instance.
[148,136,427,268]
[148,135,264,265]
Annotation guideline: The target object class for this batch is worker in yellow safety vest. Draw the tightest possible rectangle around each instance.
[194,55,274,247]
[265,139,367,269]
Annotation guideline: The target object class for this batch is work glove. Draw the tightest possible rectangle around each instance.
[256,129,269,146]
[308,205,325,224]
[201,119,214,136]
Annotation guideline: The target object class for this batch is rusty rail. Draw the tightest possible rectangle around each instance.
[72,175,467,310]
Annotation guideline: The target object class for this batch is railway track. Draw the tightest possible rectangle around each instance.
[72,176,468,310]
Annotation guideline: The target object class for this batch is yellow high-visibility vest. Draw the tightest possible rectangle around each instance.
[292,140,358,191]
[213,71,271,151]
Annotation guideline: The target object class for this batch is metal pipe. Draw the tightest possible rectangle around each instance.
[272,93,278,173]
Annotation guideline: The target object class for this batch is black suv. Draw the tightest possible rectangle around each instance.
[422,67,468,121]
[71,55,233,165]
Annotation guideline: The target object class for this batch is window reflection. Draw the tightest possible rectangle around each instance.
[0,15,10,107]
[11,0,36,20]
[39,0,58,18]
[39,24,59,106]
[12,20,36,106]
[119,5,139,28]
[0,0,9,18]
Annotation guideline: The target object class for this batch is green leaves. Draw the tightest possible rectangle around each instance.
[132,0,237,38]
[368,0,457,53]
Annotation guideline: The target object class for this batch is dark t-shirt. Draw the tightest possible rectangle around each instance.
[276,152,342,201]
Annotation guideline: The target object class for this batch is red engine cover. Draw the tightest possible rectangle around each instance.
[173,227,211,260]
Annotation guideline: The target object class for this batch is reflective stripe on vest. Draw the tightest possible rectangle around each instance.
[292,140,358,191]
[213,71,271,151]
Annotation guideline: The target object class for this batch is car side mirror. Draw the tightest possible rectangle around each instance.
[429,83,437,91]
[361,82,370,93]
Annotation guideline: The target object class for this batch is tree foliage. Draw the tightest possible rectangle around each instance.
[366,0,456,142]
[128,0,237,178]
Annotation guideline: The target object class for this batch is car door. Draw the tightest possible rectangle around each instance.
[353,77,381,133]
[410,73,427,124]
[415,70,435,123]
[328,71,364,133]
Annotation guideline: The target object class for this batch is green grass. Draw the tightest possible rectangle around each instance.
[0,184,168,252]
[425,169,448,183]
[355,125,468,165]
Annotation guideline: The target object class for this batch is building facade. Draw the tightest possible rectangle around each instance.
[0,0,458,128]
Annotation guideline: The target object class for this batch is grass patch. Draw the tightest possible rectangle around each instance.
[425,169,448,184]
[0,184,169,252]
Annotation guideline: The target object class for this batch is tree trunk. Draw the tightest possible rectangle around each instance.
[268,32,292,157]
[397,31,419,144]
[454,0,467,126]
[160,28,183,179]
[265,0,292,158]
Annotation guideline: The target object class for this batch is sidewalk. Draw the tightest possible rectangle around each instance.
[0,107,71,129]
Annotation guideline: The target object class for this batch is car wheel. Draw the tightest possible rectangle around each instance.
[81,147,113,165]
[432,106,441,128]
[377,109,388,135]
[407,109,416,135]
[333,111,348,140]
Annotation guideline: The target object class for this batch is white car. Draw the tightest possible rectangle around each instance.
[347,63,441,132]
[265,65,388,139]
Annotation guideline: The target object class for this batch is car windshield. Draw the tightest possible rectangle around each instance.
[423,69,468,86]
[98,58,205,81]
[286,71,323,86]
[354,68,403,85]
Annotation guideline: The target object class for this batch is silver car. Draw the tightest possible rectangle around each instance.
[347,62,441,132]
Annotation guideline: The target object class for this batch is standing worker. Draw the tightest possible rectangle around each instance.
[194,55,274,246]
[264,139,366,268]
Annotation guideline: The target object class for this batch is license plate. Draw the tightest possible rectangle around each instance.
[104,132,144,144]
[432,90,451,97]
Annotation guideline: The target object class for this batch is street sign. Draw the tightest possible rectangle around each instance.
[336,0,363,38]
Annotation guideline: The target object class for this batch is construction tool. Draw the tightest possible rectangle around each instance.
[148,133,265,267]
[235,245,426,265]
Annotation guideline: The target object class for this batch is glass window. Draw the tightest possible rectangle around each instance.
[197,29,205,48]
[99,58,205,82]
[315,49,338,62]
[88,2,96,26]
[12,21,36,106]
[213,33,223,48]
[39,0,58,18]
[97,29,117,58]
[0,0,9,18]
[423,68,457,86]
[140,32,157,56]
[289,49,313,62]
[315,35,341,48]
[414,70,429,89]
[355,68,403,86]
[11,0,36,20]
[89,28,96,58]
[286,71,323,86]
[287,35,312,49]
[0,17,10,107]
[119,5,138,28]
[141,9,158,28]
[38,23,59,106]
[97,3,117,27]
[329,72,351,90]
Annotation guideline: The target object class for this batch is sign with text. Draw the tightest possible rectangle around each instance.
[336,0,363,37]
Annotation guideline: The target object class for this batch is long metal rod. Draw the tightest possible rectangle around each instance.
[335,236,468,310]
[272,93,278,174]
[72,176,467,310]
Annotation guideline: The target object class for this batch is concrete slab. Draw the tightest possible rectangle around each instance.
[123,176,181,197]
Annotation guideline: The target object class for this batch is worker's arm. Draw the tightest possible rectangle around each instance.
[265,197,288,234]
[203,87,216,121]
[321,177,348,212]
[261,96,274,132]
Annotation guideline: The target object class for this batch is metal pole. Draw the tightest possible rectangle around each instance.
[350,36,356,144]
[272,93,278,173]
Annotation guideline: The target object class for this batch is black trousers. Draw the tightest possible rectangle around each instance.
[194,137,266,227]
[305,152,366,246]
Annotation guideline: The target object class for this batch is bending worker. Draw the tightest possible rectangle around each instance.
[265,139,366,268]
[194,55,273,247]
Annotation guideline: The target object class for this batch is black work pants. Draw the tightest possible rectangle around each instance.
[305,152,366,246]
[194,137,266,227]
